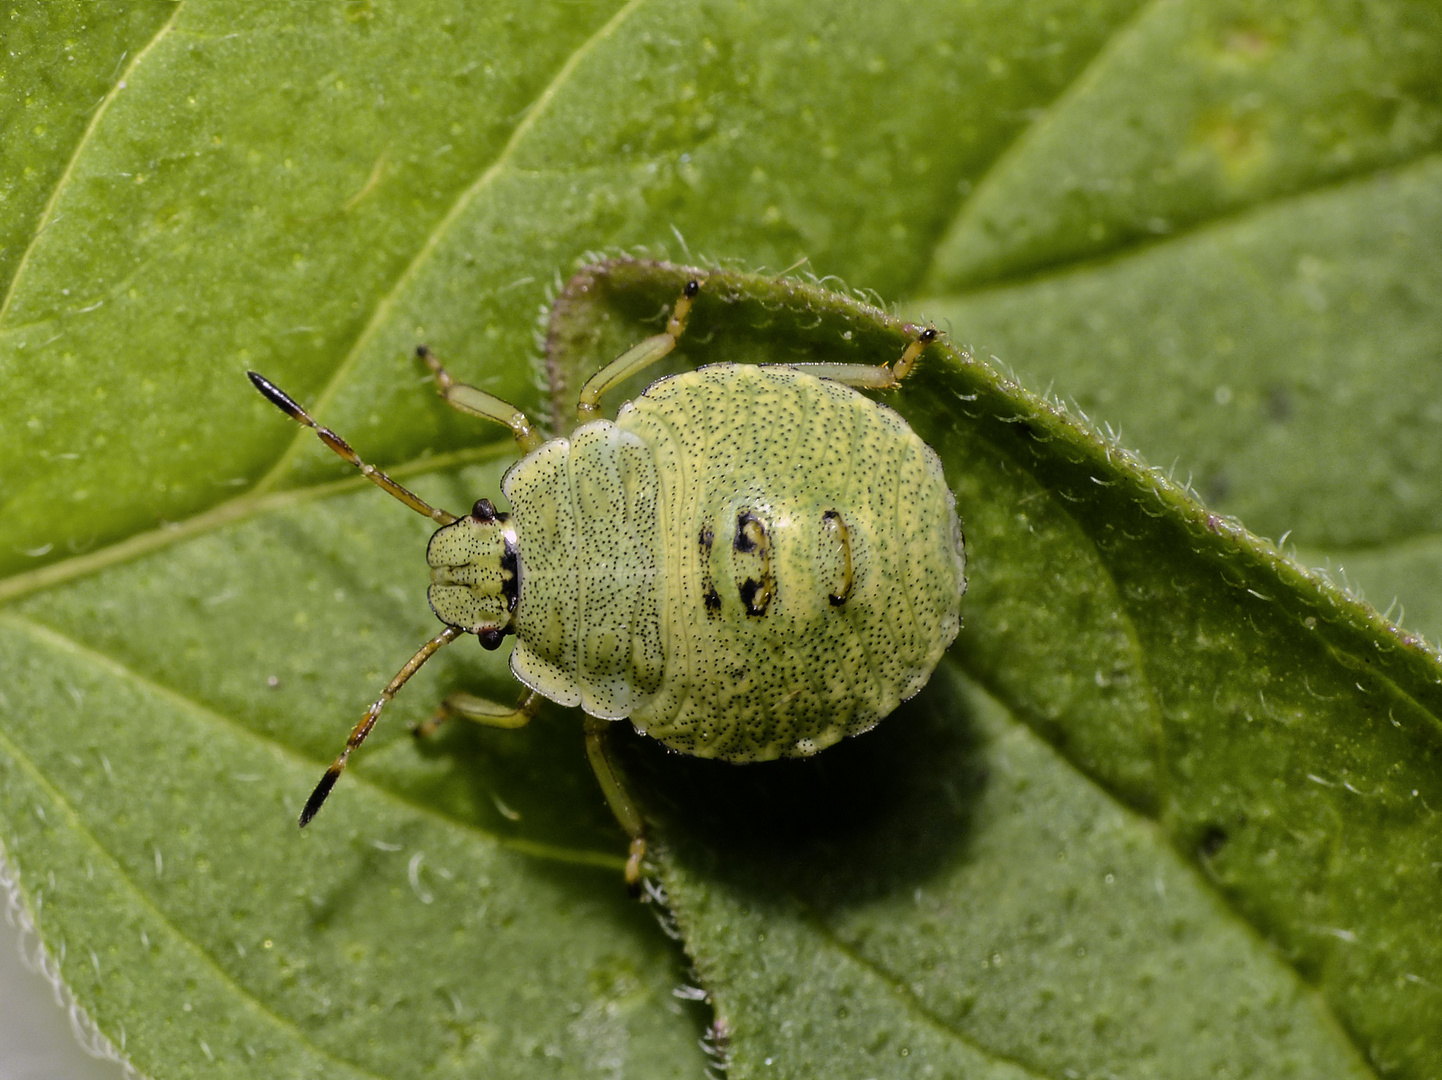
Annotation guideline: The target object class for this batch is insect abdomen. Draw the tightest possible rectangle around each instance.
[616,365,966,761]
[504,422,667,718]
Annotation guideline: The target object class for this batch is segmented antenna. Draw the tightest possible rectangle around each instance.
[248,371,457,526]
[247,372,465,824]
[299,627,462,826]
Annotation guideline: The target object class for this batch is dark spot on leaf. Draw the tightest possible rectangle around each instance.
[1198,824,1228,858]
[1266,383,1292,422]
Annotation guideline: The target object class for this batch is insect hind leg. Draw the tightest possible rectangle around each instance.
[758,326,940,390]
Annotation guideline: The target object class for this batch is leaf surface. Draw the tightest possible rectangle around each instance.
[550,260,1442,1079]
[3,2,1441,1079]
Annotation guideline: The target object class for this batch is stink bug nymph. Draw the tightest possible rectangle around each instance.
[249,273,966,890]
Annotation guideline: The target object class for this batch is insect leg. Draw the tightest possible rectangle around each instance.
[583,716,648,895]
[300,626,461,826]
[411,689,541,738]
[576,278,702,419]
[889,326,939,381]
[757,326,940,389]
[417,345,543,453]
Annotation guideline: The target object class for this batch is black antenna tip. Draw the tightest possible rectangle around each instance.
[248,370,306,421]
[299,766,341,827]
[246,369,277,396]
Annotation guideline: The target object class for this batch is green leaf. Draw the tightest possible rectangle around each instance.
[924,0,1442,290]
[3,2,1441,1079]
[550,260,1442,1079]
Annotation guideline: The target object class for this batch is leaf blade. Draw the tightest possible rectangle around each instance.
[550,258,1442,1078]
[4,1,1442,1076]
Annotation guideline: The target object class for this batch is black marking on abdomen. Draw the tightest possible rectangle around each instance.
[732,509,775,617]
[822,509,853,607]
[699,521,721,620]
[734,511,765,552]
[739,577,771,617]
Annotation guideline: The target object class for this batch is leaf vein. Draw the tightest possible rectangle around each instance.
[248,0,651,497]
[793,903,1054,1080]
[918,0,1163,291]
[920,145,1442,302]
[973,519,1387,1078]
[0,443,512,606]
[0,2,185,327]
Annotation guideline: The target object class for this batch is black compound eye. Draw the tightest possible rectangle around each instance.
[919,327,938,343]
[683,279,700,297]
[477,628,504,650]
[472,498,497,522]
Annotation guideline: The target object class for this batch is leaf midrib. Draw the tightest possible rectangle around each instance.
[0,442,511,606]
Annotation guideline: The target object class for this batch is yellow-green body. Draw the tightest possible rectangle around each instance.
[496,363,966,762]
[254,269,962,879]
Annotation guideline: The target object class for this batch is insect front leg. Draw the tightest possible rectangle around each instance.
[411,689,541,738]
[759,326,940,389]
[583,716,648,896]
[417,345,544,452]
[576,279,701,420]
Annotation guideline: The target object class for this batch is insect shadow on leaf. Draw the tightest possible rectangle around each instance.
[626,664,987,912]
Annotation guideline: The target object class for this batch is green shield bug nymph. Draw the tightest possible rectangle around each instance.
[249,271,966,891]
